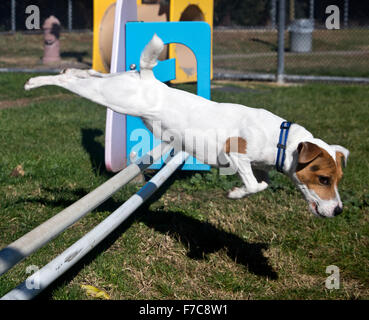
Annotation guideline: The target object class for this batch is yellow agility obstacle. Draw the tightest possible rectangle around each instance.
[92,0,213,83]
[92,0,116,73]
[169,0,213,83]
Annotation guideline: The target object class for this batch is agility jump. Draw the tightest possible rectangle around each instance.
[0,142,172,277]
[0,0,349,301]
[0,0,213,299]
[1,150,189,300]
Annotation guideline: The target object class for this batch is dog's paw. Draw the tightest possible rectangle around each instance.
[227,186,248,199]
[256,181,268,192]
[227,182,268,199]
[24,78,35,91]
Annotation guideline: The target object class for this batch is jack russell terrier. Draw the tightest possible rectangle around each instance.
[25,35,349,218]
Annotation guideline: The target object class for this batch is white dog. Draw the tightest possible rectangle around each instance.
[25,35,349,218]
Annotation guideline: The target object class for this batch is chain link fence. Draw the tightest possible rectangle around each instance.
[0,0,368,81]
[213,0,369,81]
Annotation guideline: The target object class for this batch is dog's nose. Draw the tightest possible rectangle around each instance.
[333,206,343,216]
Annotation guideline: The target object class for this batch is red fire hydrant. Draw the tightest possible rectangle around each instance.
[42,16,61,64]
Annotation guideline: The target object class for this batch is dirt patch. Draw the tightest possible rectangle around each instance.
[0,93,73,110]
[0,56,39,65]
[0,56,91,69]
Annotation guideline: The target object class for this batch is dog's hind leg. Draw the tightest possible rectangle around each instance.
[24,74,68,91]
[60,68,120,79]
[24,73,142,117]
[24,73,100,99]
[24,73,111,108]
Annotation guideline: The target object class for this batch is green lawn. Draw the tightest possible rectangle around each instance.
[1,30,369,78]
[213,29,369,77]
[0,73,368,300]
[0,33,92,69]
[214,53,369,78]
[213,29,369,55]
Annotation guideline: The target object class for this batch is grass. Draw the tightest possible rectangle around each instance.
[1,30,369,77]
[213,29,369,55]
[214,53,369,78]
[213,29,369,77]
[0,32,92,68]
[0,73,368,300]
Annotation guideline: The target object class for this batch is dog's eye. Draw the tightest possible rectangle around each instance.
[318,176,330,186]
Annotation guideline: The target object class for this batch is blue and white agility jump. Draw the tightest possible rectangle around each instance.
[0,0,211,299]
[1,149,189,300]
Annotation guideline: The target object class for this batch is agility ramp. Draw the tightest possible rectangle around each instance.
[0,146,189,300]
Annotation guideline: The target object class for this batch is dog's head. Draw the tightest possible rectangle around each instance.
[292,140,349,218]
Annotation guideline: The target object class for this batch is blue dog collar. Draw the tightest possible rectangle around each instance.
[276,121,292,173]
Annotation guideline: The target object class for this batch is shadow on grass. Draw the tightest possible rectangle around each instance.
[11,187,88,209]
[3,158,276,299]
[81,128,114,178]
[60,51,88,63]
[138,173,277,280]
[33,206,276,299]
[251,38,278,52]
[139,210,278,280]
[1,206,277,297]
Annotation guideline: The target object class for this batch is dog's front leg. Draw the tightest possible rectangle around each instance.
[225,153,268,199]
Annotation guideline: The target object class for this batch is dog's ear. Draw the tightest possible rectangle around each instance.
[331,145,349,168]
[297,142,322,164]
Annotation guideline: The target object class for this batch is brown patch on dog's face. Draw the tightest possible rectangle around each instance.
[335,151,345,183]
[224,137,247,154]
[296,142,341,201]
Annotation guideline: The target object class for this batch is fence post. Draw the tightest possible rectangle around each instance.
[277,0,286,83]
[68,0,73,31]
[344,0,349,28]
[11,0,16,32]
[309,0,314,20]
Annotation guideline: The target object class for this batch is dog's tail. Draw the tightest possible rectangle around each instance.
[139,34,164,79]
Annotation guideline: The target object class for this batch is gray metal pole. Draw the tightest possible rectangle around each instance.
[277,0,286,83]
[344,0,349,28]
[1,151,189,300]
[11,0,16,32]
[0,142,172,276]
[309,0,314,21]
[68,0,73,31]
[213,71,369,84]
